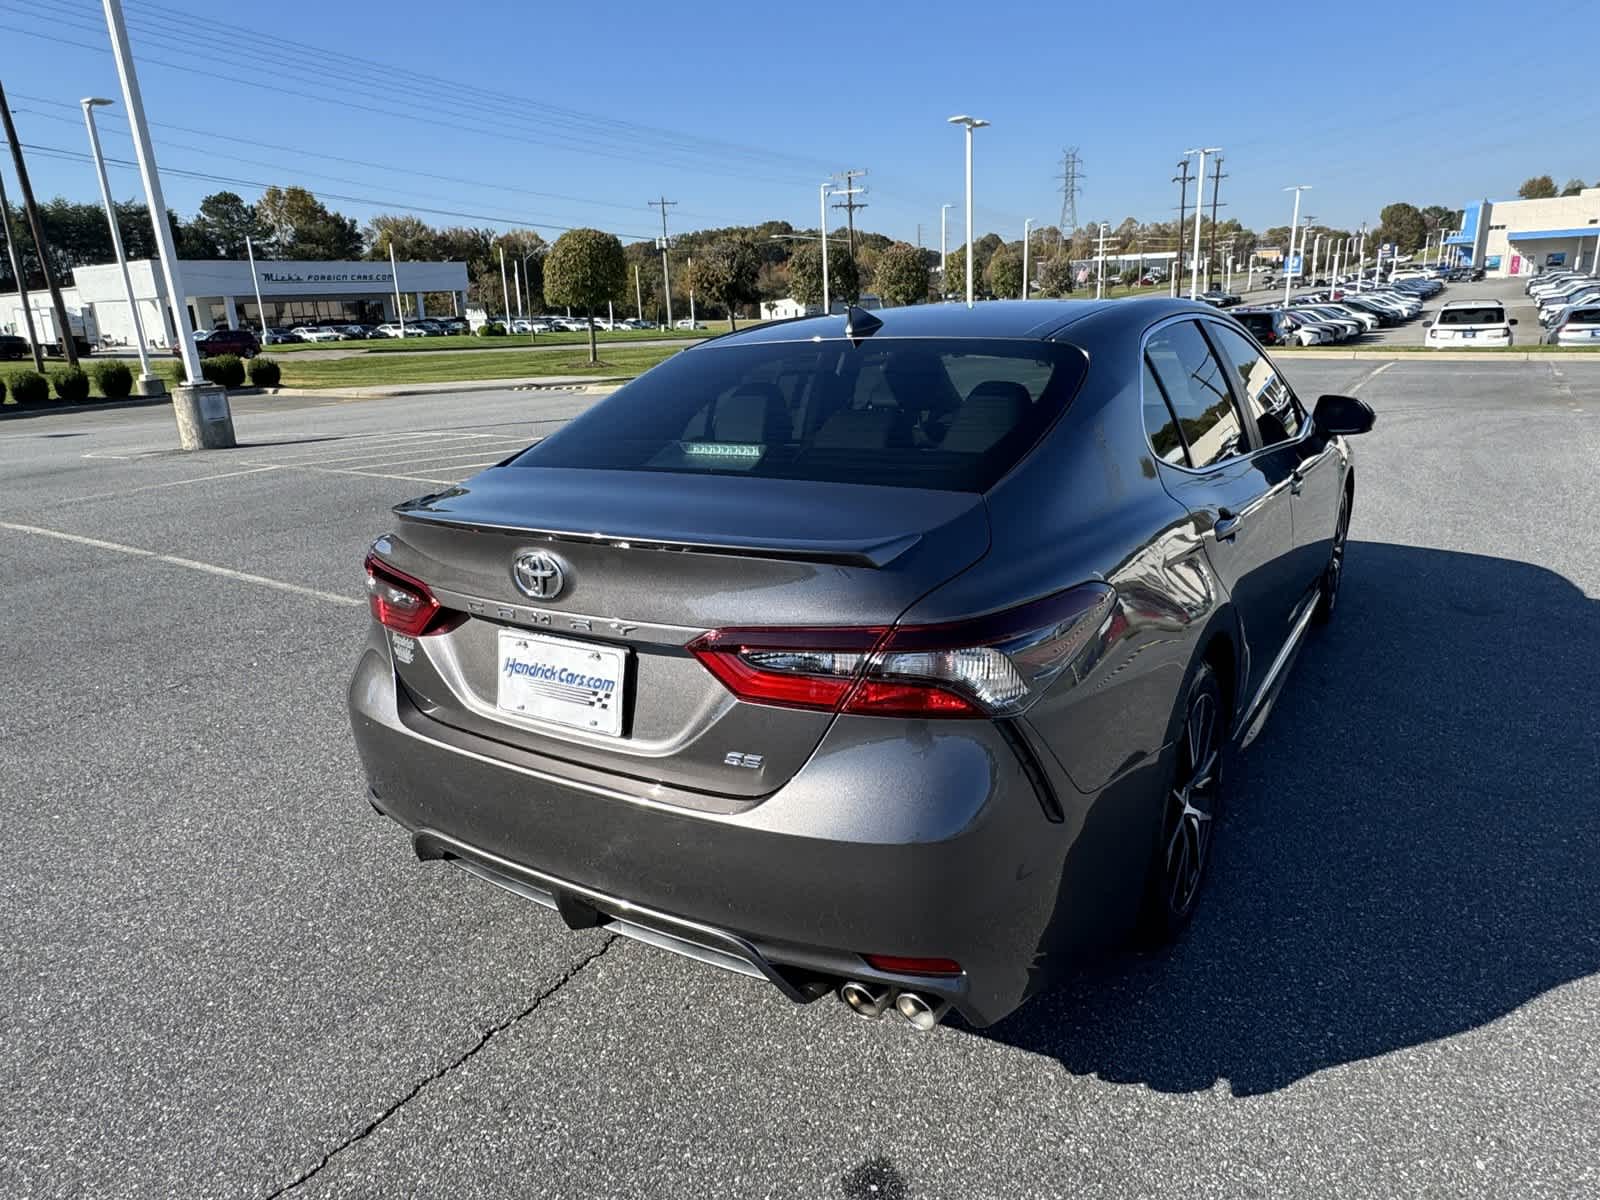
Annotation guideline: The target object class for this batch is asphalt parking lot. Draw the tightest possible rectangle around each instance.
[4,358,1599,1199]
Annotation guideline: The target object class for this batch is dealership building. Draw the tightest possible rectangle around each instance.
[0,257,469,349]
[1448,188,1600,277]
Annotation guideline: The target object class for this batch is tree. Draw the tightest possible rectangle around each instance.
[685,238,761,330]
[190,192,266,258]
[1518,175,1558,200]
[543,227,627,362]
[1561,178,1587,197]
[986,245,1022,299]
[255,186,361,259]
[1035,254,1075,297]
[788,240,856,310]
[873,241,929,307]
[364,214,439,262]
[1376,203,1427,254]
[941,250,966,298]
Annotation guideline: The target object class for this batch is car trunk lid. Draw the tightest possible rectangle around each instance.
[378,466,992,798]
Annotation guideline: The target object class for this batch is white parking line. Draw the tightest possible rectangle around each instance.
[0,521,362,607]
[64,465,283,504]
[1349,361,1396,392]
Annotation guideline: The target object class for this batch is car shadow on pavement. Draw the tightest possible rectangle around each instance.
[973,539,1600,1096]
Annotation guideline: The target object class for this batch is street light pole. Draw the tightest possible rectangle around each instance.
[948,115,989,308]
[100,0,230,448]
[497,244,511,335]
[0,170,41,370]
[1282,185,1311,306]
[819,182,830,314]
[390,240,407,337]
[940,202,952,299]
[1357,222,1368,292]
[1096,223,1109,299]
[244,233,267,357]
[1184,147,1219,300]
[1022,218,1032,299]
[82,97,160,394]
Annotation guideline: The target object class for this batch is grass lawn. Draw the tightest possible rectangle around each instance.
[273,345,683,389]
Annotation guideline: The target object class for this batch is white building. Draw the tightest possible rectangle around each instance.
[758,295,884,321]
[0,257,468,349]
[1448,189,1600,278]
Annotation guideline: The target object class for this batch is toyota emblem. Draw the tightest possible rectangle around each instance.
[512,551,566,600]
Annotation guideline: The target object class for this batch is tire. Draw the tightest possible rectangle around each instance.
[1136,662,1224,946]
[1313,490,1350,625]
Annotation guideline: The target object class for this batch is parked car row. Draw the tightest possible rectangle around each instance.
[1527,268,1600,344]
[264,318,471,344]
[1227,275,1438,348]
[499,316,658,334]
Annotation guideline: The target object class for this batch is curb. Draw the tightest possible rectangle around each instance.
[299,378,631,399]
[0,385,280,422]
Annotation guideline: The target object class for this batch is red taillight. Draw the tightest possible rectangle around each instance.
[364,552,455,636]
[863,954,963,976]
[688,584,1117,720]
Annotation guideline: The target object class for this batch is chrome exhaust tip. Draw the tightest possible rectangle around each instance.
[839,980,891,1020]
[894,991,951,1032]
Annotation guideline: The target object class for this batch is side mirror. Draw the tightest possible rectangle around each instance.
[1313,393,1375,436]
[1509,318,1519,325]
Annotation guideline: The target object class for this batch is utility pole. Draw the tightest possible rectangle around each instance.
[1058,147,1083,234]
[1022,218,1033,299]
[649,195,676,328]
[0,81,77,365]
[1172,157,1192,300]
[0,167,43,370]
[634,263,643,322]
[1206,154,1226,290]
[831,169,868,258]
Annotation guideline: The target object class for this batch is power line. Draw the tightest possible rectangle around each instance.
[18,141,661,241]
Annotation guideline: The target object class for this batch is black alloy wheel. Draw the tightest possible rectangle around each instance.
[1138,663,1223,943]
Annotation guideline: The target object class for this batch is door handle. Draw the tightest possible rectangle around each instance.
[1290,469,1305,496]
[1214,508,1242,542]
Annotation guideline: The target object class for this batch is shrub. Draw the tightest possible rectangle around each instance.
[9,370,48,406]
[92,360,134,399]
[477,321,507,337]
[200,353,246,388]
[52,366,91,404]
[0,376,7,405]
[247,356,281,387]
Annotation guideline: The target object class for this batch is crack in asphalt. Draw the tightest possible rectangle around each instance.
[263,934,618,1198]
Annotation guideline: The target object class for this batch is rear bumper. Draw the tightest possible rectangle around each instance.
[348,633,1164,1027]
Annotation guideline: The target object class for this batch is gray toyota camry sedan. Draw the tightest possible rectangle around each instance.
[348,298,1373,1030]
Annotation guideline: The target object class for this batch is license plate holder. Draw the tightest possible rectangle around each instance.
[496,629,626,737]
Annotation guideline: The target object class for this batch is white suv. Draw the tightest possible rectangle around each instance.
[1426,299,1515,348]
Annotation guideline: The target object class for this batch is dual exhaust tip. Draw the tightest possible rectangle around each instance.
[839,981,950,1031]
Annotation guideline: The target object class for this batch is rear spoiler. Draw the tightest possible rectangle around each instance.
[393,504,921,569]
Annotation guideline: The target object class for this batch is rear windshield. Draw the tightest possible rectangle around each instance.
[1568,308,1600,323]
[1438,307,1505,326]
[1235,313,1274,334]
[511,338,1087,492]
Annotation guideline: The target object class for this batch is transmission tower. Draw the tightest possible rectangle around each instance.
[1058,148,1083,233]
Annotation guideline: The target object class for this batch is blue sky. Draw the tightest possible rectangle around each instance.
[1,0,1593,246]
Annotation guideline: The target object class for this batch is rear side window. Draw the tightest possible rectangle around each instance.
[1141,361,1188,465]
[1143,321,1246,468]
[1208,325,1303,445]
[513,338,1087,492]
[1569,308,1600,323]
[1438,306,1505,326]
